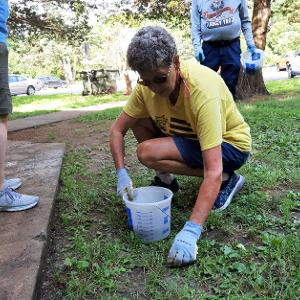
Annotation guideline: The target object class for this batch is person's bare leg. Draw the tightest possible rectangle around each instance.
[131,119,230,193]
[131,119,231,179]
[131,118,162,143]
[136,136,204,177]
[0,115,7,190]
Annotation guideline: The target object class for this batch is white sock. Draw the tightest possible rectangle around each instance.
[156,171,174,184]
[222,172,229,181]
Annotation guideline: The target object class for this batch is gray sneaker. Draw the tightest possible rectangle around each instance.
[4,178,22,190]
[0,187,39,212]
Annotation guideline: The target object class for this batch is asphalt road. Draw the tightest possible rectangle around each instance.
[262,66,290,81]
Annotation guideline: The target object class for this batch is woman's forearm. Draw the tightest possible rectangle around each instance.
[189,174,222,225]
[109,129,126,169]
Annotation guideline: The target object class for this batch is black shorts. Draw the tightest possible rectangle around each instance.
[0,43,12,115]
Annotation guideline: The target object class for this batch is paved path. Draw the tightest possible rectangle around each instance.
[8,100,127,132]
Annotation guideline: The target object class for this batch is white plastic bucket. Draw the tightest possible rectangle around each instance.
[123,186,173,243]
[242,49,265,74]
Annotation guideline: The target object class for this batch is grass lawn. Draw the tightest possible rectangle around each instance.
[9,92,128,120]
[38,78,300,299]
[266,77,300,97]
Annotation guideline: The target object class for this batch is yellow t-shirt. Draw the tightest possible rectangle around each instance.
[124,59,251,152]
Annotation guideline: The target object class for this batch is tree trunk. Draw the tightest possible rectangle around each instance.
[61,55,73,83]
[124,70,132,95]
[236,0,271,100]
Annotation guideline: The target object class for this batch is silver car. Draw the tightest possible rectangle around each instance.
[287,47,300,78]
[9,74,42,96]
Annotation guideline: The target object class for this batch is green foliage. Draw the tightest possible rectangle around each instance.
[265,0,300,64]
[9,38,80,78]
[266,19,300,64]
[275,0,300,23]
[132,0,190,28]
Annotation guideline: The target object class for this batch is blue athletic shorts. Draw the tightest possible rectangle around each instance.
[173,136,249,174]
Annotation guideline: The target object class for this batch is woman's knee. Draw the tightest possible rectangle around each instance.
[136,141,156,167]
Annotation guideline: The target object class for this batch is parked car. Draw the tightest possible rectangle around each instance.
[36,75,67,89]
[9,74,42,96]
[287,47,300,78]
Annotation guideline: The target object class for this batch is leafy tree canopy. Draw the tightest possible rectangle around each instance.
[109,0,191,28]
[8,0,92,46]
[273,0,300,23]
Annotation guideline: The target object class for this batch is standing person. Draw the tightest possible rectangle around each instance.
[110,26,251,267]
[191,0,256,99]
[0,0,39,212]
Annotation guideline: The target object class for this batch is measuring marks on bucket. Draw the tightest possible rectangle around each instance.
[134,204,170,242]
[136,210,155,240]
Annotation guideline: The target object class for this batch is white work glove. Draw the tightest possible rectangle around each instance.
[116,167,133,199]
[167,221,203,267]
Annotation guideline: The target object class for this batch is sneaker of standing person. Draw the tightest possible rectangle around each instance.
[0,187,39,212]
[3,178,22,190]
[213,173,245,212]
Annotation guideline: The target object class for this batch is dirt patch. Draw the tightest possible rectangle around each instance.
[8,119,112,151]
[116,267,148,300]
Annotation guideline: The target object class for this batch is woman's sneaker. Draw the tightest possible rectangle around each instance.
[0,187,39,212]
[213,173,245,212]
[4,178,22,190]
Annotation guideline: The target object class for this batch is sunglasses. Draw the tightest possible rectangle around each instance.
[137,66,172,86]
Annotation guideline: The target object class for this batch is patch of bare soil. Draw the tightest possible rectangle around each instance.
[8,119,113,152]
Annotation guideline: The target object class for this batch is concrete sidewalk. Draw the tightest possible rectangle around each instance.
[0,141,65,300]
[8,100,127,132]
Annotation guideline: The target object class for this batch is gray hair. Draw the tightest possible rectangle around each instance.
[126,26,177,73]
